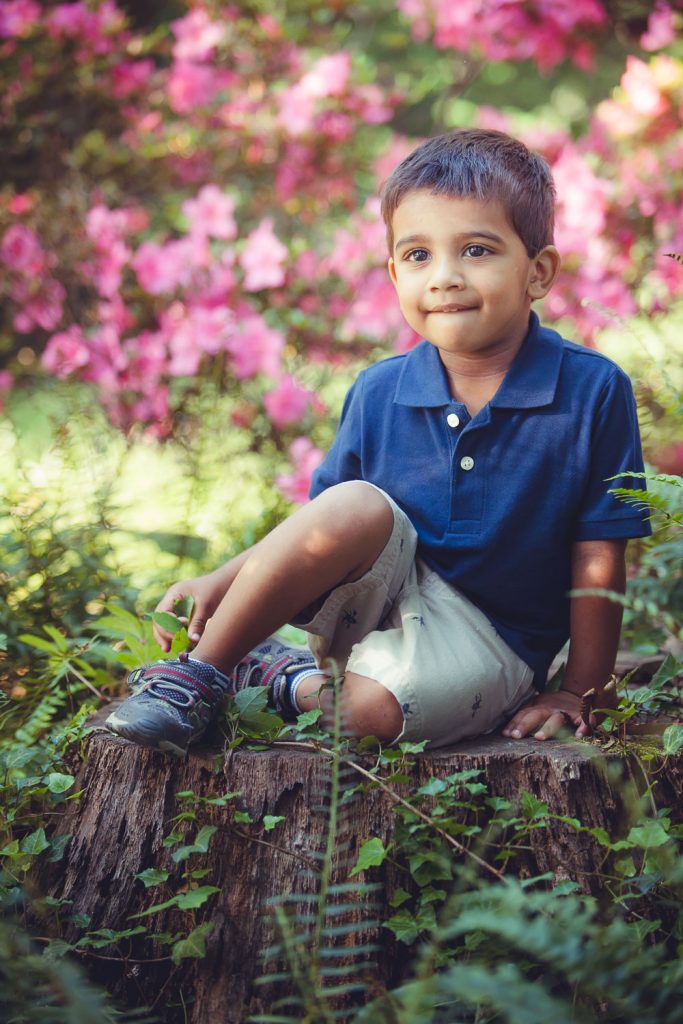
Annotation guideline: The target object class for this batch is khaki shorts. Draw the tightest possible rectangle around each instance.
[295,483,535,749]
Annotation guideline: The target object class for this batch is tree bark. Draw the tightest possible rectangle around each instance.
[34,719,682,1023]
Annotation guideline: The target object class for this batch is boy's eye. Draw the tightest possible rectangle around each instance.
[464,244,490,258]
[405,248,430,263]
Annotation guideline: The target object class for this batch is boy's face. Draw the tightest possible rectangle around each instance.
[388,190,558,361]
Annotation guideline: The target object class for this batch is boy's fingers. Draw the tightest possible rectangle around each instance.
[187,615,207,644]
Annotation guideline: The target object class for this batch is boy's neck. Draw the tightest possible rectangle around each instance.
[438,337,524,415]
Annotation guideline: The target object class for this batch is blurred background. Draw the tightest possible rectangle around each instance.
[1,0,682,694]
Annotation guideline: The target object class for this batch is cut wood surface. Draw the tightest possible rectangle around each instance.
[35,719,682,1023]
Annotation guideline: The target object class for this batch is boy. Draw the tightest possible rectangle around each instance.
[106,129,650,757]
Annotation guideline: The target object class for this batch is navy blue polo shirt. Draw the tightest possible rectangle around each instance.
[310,313,651,689]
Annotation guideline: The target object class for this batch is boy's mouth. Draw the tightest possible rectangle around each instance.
[428,304,472,313]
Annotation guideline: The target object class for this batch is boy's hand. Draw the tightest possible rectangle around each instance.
[153,575,224,652]
[501,691,590,741]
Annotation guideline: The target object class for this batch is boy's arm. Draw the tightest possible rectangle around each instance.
[152,546,257,651]
[502,539,626,741]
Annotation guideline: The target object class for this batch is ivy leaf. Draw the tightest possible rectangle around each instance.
[171,922,213,965]
[295,708,323,730]
[135,868,170,888]
[627,819,671,849]
[45,772,75,794]
[174,886,221,910]
[663,724,683,756]
[263,815,285,832]
[20,827,50,856]
[520,792,549,820]
[234,686,269,718]
[350,837,388,877]
[417,777,448,797]
[151,611,185,635]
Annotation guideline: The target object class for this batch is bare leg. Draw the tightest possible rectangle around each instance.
[296,670,403,742]
[191,481,394,677]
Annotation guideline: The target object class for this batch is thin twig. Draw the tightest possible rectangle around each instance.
[340,757,506,882]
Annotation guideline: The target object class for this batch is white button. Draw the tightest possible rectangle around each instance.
[447,412,460,428]
[460,456,474,471]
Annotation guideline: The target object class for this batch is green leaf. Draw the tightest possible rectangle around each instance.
[350,837,388,876]
[663,724,683,756]
[520,792,549,820]
[45,772,75,794]
[135,867,170,888]
[174,595,195,620]
[193,824,218,852]
[20,827,50,856]
[174,885,221,910]
[171,922,213,965]
[417,777,449,797]
[234,686,269,718]
[627,819,671,848]
[648,653,683,691]
[151,611,184,635]
[295,707,323,729]
[263,815,285,832]
[19,633,59,653]
[234,810,253,825]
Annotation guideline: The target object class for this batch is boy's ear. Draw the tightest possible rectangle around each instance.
[388,256,398,286]
[527,245,561,300]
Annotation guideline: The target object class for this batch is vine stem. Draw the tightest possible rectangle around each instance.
[271,738,506,879]
[339,757,506,882]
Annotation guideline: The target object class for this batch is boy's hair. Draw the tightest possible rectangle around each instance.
[380,128,556,257]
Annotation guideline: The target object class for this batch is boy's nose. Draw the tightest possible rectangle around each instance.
[428,257,465,290]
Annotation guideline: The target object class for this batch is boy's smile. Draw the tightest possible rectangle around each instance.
[388,190,559,371]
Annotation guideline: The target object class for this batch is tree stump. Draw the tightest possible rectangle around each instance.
[34,718,682,1024]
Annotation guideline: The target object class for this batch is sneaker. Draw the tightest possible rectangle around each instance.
[231,635,318,717]
[105,651,231,757]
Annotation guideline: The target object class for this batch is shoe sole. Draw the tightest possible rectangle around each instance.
[105,711,190,758]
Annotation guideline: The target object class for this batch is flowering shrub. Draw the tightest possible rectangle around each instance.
[1,0,682,495]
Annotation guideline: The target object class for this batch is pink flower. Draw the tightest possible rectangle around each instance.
[620,56,669,119]
[111,59,154,99]
[182,184,237,240]
[276,437,324,504]
[300,53,351,98]
[0,369,14,393]
[42,326,90,378]
[167,61,222,114]
[277,84,316,136]
[0,223,43,271]
[640,3,677,51]
[0,0,40,38]
[552,147,610,255]
[132,237,203,294]
[171,8,226,61]
[342,268,405,342]
[240,218,288,291]
[263,374,313,428]
[227,313,284,378]
[7,193,33,215]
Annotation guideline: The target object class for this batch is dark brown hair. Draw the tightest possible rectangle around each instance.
[380,128,556,257]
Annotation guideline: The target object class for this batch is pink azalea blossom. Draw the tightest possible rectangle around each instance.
[42,325,90,378]
[263,374,313,428]
[0,0,40,38]
[240,218,288,291]
[111,59,154,98]
[552,147,610,255]
[182,184,237,240]
[620,56,669,118]
[0,369,14,393]
[300,52,351,98]
[167,60,222,114]
[227,313,284,379]
[0,223,43,271]
[13,277,65,332]
[641,2,677,51]
[171,8,226,62]
[276,437,324,504]
[277,83,316,136]
[7,193,33,215]
[132,237,204,294]
[341,268,404,342]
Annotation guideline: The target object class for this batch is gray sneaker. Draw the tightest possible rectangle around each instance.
[105,651,231,757]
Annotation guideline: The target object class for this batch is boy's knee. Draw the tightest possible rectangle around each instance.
[317,481,394,545]
[341,673,403,742]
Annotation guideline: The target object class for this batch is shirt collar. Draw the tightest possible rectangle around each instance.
[394,312,564,410]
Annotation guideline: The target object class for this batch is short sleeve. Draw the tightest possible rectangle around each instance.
[309,376,364,499]
[574,369,652,541]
